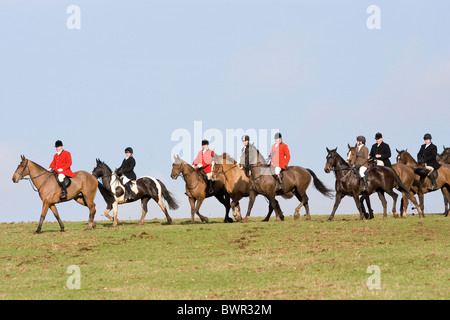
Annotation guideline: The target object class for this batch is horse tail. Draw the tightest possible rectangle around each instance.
[97,181,116,205]
[391,167,410,193]
[157,179,180,210]
[306,169,334,199]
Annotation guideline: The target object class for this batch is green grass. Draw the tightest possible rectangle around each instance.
[0,214,448,300]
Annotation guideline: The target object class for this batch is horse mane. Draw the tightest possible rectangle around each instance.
[254,148,268,165]
[331,149,349,168]
[398,150,417,164]
[217,153,236,165]
[96,159,113,173]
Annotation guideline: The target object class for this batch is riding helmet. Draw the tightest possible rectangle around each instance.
[202,139,209,146]
[423,133,432,140]
[125,147,133,154]
[242,135,250,142]
[55,140,63,147]
[274,132,282,139]
[356,136,366,144]
[375,132,382,140]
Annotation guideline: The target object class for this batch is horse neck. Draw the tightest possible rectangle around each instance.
[27,161,52,189]
[333,155,351,179]
[181,162,201,184]
[100,169,113,189]
[404,153,418,167]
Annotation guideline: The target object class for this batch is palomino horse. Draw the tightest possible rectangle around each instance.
[12,155,98,233]
[396,149,450,217]
[243,148,333,222]
[325,148,423,220]
[211,153,293,222]
[92,159,178,226]
[170,155,232,224]
[347,144,417,217]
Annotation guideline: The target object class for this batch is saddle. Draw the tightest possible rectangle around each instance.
[197,169,215,195]
[52,171,71,188]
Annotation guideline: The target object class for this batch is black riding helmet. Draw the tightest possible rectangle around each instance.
[125,147,133,154]
[423,133,432,140]
[55,140,63,147]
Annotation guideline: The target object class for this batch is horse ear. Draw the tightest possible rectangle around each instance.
[347,143,351,149]
[21,155,25,160]
[326,147,330,153]
[444,145,446,150]
[396,149,400,153]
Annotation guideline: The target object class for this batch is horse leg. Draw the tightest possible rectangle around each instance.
[103,204,114,221]
[271,197,284,221]
[35,202,51,233]
[49,204,65,232]
[384,189,398,218]
[328,192,343,221]
[400,192,409,218]
[261,202,274,222]
[137,197,150,225]
[353,193,365,220]
[359,196,368,219]
[406,191,424,218]
[230,199,241,222]
[234,202,243,222]
[244,190,257,222]
[188,197,197,224]
[215,193,232,223]
[112,202,120,227]
[377,191,389,218]
[155,195,172,225]
[85,198,97,230]
[443,186,450,217]
[194,198,208,223]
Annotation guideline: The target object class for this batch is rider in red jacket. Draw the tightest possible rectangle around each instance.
[49,140,76,199]
[268,132,291,192]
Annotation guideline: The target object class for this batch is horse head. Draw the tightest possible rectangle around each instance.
[171,155,184,179]
[396,149,409,165]
[92,159,111,179]
[347,143,357,165]
[12,155,29,183]
[324,147,338,173]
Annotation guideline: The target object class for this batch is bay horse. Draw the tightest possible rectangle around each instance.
[438,146,450,214]
[92,159,178,226]
[243,148,333,222]
[12,155,98,233]
[347,144,417,217]
[211,153,293,222]
[325,148,423,220]
[170,155,232,224]
[396,149,450,217]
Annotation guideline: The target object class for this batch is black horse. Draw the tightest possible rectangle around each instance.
[324,148,422,220]
[92,159,179,226]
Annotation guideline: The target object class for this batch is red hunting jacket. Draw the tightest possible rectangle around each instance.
[49,150,76,177]
[192,149,215,173]
[269,142,291,169]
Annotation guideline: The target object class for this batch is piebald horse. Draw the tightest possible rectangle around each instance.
[92,159,178,226]
[12,155,98,233]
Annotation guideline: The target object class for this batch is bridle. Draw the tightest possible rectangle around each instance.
[15,159,53,192]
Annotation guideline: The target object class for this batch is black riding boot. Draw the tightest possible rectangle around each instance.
[277,176,284,193]
[428,174,437,190]
[208,180,214,195]
[59,181,67,199]
[125,182,134,200]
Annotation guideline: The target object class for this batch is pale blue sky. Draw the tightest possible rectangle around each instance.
[1,1,449,223]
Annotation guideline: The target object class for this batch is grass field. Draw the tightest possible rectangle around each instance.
[0,214,448,300]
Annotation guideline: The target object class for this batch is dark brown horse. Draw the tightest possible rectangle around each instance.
[170,155,232,224]
[325,148,423,220]
[396,149,450,217]
[243,148,333,222]
[12,155,98,233]
[347,144,417,217]
[92,159,178,226]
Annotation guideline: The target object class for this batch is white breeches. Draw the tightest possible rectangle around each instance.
[58,174,65,182]
[206,172,212,180]
[121,176,131,185]
[359,166,367,177]
[274,166,282,175]
[425,165,434,175]
[375,160,384,166]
